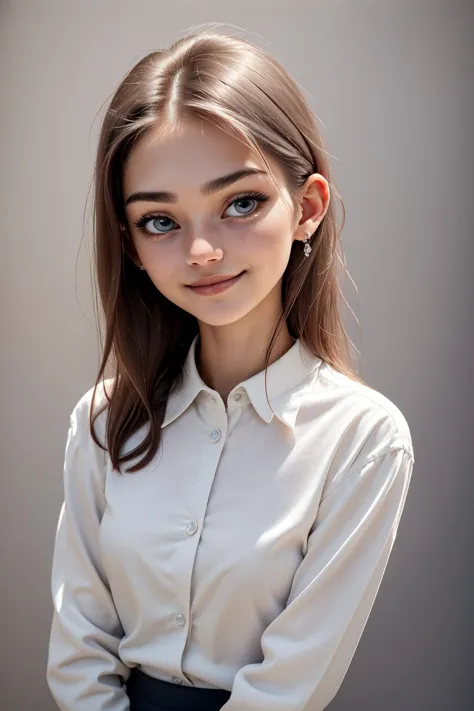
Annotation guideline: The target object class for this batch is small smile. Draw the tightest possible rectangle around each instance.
[185,271,246,296]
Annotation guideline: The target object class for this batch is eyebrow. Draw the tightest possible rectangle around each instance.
[124,168,269,206]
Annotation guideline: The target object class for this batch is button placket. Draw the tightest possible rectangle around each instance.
[167,402,227,683]
[173,409,227,669]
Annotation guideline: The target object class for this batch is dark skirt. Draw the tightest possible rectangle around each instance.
[126,667,231,711]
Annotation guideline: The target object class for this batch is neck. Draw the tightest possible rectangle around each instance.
[196,286,294,403]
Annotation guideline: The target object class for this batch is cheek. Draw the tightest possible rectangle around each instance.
[247,205,294,255]
[245,227,293,270]
[139,244,181,290]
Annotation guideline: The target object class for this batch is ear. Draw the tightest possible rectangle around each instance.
[293,174,331,242]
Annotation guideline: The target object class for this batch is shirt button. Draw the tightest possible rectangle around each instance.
[186,521,198,536]
[172,678,183,685]
[209,428,221,443]
[233,392,243,402]
[175,613,186,627]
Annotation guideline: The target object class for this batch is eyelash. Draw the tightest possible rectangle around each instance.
[132,191,270,236]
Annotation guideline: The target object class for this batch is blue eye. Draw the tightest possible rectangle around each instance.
[224,194,266,218]
[133,214,177,235]
[132,191,270,237]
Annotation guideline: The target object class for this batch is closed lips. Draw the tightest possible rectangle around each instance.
[187,271,245,287]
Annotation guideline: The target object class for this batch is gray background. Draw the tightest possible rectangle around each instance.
[1,1,472,709]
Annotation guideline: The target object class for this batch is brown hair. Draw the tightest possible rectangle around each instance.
[89,27,367,474]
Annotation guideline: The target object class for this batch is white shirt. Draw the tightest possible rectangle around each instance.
[47,335,415,711]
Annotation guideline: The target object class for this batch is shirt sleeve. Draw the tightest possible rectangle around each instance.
[46,392,131,711]
[220,440,415,711]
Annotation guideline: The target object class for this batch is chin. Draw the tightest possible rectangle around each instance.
[192,303,256,328]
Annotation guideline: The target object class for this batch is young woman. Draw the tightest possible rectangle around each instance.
[46,27,415,711]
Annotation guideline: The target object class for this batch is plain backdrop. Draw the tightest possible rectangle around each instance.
[1,1,472,709]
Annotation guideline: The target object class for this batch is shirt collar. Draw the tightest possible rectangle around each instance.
[162,334,323,429]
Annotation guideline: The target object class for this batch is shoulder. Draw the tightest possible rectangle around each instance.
[63,379,117,481]
[61,380,116,493]
[302,361,414,472]
[320,363,412,444]
[69,377,116,441]
[302,362,415,499]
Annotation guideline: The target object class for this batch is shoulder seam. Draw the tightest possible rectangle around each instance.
[318,370,407,438]
[319,443,414,504]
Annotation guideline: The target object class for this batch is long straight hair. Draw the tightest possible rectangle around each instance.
[89,28,367,474]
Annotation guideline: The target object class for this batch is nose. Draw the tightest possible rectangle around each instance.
[186,236,223,267]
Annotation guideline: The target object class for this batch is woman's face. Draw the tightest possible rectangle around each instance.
[122,117,326,328]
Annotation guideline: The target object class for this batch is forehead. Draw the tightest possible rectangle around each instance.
[122,117,285,196]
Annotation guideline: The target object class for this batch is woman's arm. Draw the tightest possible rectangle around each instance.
[46,390,131,711]
[220,436,415,711]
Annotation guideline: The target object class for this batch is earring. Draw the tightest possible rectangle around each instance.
[139,264,145,271]
[303,231,312,258]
